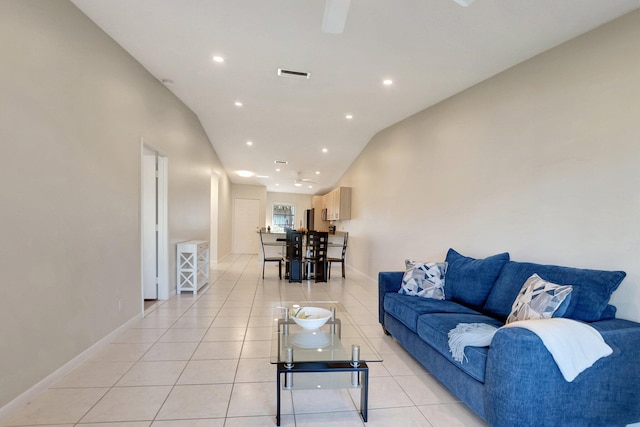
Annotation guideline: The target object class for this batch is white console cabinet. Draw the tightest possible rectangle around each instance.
[176,240,209,294]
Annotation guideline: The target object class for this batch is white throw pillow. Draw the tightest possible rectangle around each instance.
[399,260,447,300]
[506,273,573,324]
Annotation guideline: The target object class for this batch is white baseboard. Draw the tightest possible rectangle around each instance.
[340,264,377,285]
[215,252,232,264]
[0,313,142,422]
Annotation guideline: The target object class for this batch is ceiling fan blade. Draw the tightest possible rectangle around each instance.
[322,0,351,34]
[295,171,318,185]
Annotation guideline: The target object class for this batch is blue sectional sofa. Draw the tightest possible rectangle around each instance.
[378,249,640,427]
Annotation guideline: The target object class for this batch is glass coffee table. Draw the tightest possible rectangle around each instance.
[270,301,382,426]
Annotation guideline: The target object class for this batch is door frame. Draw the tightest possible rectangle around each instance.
[140,138,169,314]
[210,173,219,264]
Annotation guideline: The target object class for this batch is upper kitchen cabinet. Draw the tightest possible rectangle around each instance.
[324,187,351,221]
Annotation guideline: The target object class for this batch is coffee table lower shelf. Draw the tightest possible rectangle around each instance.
[275,361,369,426]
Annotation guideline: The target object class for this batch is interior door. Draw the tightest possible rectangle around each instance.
[232,198,260,254]
[142,152,158,299]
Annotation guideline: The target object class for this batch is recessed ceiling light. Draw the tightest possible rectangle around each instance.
[453,0,476,6]
[275,168,281,172]
[212,55,224,63]
[236,170,253,177]
[345,114,353,120]
[383,79,393,85]
[235,101,243,107]
[315,171,320,175]
[322,148,328,153]
[256,175,269,178]
[308,185,313,188]
[246,141,253,146]
[294,182,302,187]
[275,183,280,187]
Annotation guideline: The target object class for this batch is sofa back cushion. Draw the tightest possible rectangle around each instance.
[444,249,510,311]
[483,261,625,322]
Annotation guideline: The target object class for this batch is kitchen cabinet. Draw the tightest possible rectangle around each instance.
[312,195,327,229]
[324,187,351,221]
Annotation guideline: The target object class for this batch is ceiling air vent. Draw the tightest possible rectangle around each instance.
[277,68,311,79]
[274,160,288,165]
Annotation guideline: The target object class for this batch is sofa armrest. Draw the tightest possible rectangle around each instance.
[485,319,640,427]
[378,271,404,325]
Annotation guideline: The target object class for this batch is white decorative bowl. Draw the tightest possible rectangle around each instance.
[290,307,332,330]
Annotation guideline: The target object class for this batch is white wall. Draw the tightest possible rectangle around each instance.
[337,10,640,322]
[229,186,312,232]
[266,192,313,230]
[0,0,232,409]
[231,184,268,227]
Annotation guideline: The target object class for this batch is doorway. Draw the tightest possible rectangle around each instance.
[232,198,259,254]
[141,141,168,312]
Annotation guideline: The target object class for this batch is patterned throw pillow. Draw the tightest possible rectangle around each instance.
[506,273,573,324]
[399,260,447,300]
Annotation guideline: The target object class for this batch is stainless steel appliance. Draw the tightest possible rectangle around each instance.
[305,208,315,231]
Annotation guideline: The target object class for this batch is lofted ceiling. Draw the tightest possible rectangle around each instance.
[71,0,639,195]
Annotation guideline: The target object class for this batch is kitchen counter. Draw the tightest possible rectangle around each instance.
[258,231,346,261]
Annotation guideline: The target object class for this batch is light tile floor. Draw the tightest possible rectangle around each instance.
[1,255,488,427]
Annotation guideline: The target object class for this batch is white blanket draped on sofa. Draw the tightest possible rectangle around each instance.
[448,318,613,381]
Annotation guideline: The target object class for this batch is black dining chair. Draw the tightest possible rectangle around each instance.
[305,231,328,282]
[286,230,304,282]
[328,232,348,279]
[260,230,283,279]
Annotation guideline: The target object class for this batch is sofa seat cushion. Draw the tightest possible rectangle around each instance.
[483,261,626,322]
[383,293,481,333]
[417,313,504,383]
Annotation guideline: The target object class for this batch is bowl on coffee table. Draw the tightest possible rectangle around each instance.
[290,306,332,330]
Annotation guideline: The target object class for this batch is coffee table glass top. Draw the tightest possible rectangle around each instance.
[270,301,382,364]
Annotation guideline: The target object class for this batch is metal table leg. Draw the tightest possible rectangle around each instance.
[275,361,370,426]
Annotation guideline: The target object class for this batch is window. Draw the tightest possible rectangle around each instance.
[272,204,295,233]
